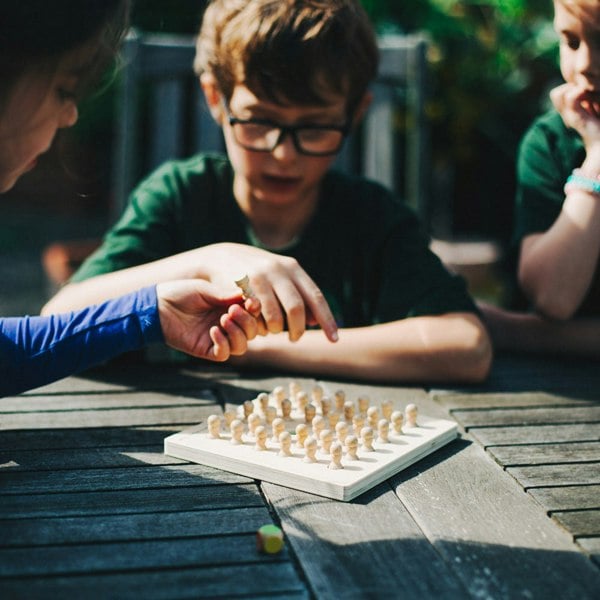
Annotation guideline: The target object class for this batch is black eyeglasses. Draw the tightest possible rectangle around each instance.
[224,104,349,156]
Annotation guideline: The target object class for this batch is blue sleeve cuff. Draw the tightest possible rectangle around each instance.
[134,285,165,345]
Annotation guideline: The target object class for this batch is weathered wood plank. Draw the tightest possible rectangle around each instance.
[577,537,600,568]
[0,507,273,546]
[488,442,600,467]
[552,510,600,537]
[453,406,600,429]
[17,363,222,396]
[470,423,600,447]
[0,484,264,519]
[0,425,178,451]
[433,353,600,398]
[0,406,208,430]
[264,482,468,600]
[0,445,182,471]
[507,463,600,488]
[0,564,309,600]
[435,392,596,410]
[529,485,600,511]
[0,389,218,412]
[1,463,251,495]
[0,534,292,577]
[391,439,600,599]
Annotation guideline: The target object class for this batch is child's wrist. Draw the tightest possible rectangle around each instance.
[582,144,600,167]
[564,168,600,197]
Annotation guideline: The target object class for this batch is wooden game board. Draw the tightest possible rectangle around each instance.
[164,388,458,501]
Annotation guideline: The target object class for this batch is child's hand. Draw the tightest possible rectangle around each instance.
[156,279,261,361]
[551,83,600,149]
[198,243,339,343]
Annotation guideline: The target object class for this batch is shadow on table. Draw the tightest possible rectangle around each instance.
[433,351,600,401]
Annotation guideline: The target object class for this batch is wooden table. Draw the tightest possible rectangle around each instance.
[1,353,599,598]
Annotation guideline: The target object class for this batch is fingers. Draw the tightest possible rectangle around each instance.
[243,296,268,335]
[253,275,306,341]
[291,271,339,342]
[219,303,259,355]
[251,276,286,335]
[244,296,262,318]
[551,83,600,127]
[209,303,262,360]
[249,264,338,343]
[209,325,231,362]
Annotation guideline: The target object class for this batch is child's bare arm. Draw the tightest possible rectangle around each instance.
[229,312,492,384]
[518,84,600,319]
[518,194,600,320]
[42,243,338,343]
[480,301,600,356]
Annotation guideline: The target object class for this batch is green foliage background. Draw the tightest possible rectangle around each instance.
[361,0,560,239]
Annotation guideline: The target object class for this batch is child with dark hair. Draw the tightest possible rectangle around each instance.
[0,0,265,396]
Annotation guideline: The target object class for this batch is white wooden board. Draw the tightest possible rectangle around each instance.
[164,384,458,501]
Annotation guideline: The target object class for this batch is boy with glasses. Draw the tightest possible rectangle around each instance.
[44,0,491,383]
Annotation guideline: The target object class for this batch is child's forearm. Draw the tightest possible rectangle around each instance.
[481,302,600,356]
[234,313,492,384]
[519,188,600,319]
[41,250,204,315]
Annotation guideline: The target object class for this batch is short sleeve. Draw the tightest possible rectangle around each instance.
[513,111,584,247]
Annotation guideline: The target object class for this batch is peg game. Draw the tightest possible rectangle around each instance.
[164,381,458,501]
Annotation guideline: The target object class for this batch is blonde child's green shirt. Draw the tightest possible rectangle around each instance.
[513,109,600,315]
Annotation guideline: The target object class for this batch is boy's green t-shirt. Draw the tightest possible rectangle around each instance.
[513,109,600,315]
[73,153,476,326]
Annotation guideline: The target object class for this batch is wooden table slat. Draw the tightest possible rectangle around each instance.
[18,364,222,396]
[0,484,264,519]
[470,423,600,447]
[0,406,210,430]
[0,507,273,547]
[488,441,600,467]
[0,445,185,471]
[529,485,600,511]
[552,510,600,537]
[577,538,600,569]
[0,564,309,600]
[435,392,597,410]
[507,463,600,488]
[0,535,293,577]
[452,406,600,428]
[0,390,218,412]
[0,463,252,495]
[0,425,180,451]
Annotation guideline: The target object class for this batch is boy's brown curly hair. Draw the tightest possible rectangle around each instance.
[195,0,379,118]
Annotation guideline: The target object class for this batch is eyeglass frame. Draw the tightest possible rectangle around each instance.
[222,103,350,157]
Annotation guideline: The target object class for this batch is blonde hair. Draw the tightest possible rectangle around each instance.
[555,0,600,29]
[195,0,379,117]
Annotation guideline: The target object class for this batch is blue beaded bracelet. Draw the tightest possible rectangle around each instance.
[565,168,600,196]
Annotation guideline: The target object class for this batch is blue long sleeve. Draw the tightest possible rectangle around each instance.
[0,286,164,397]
